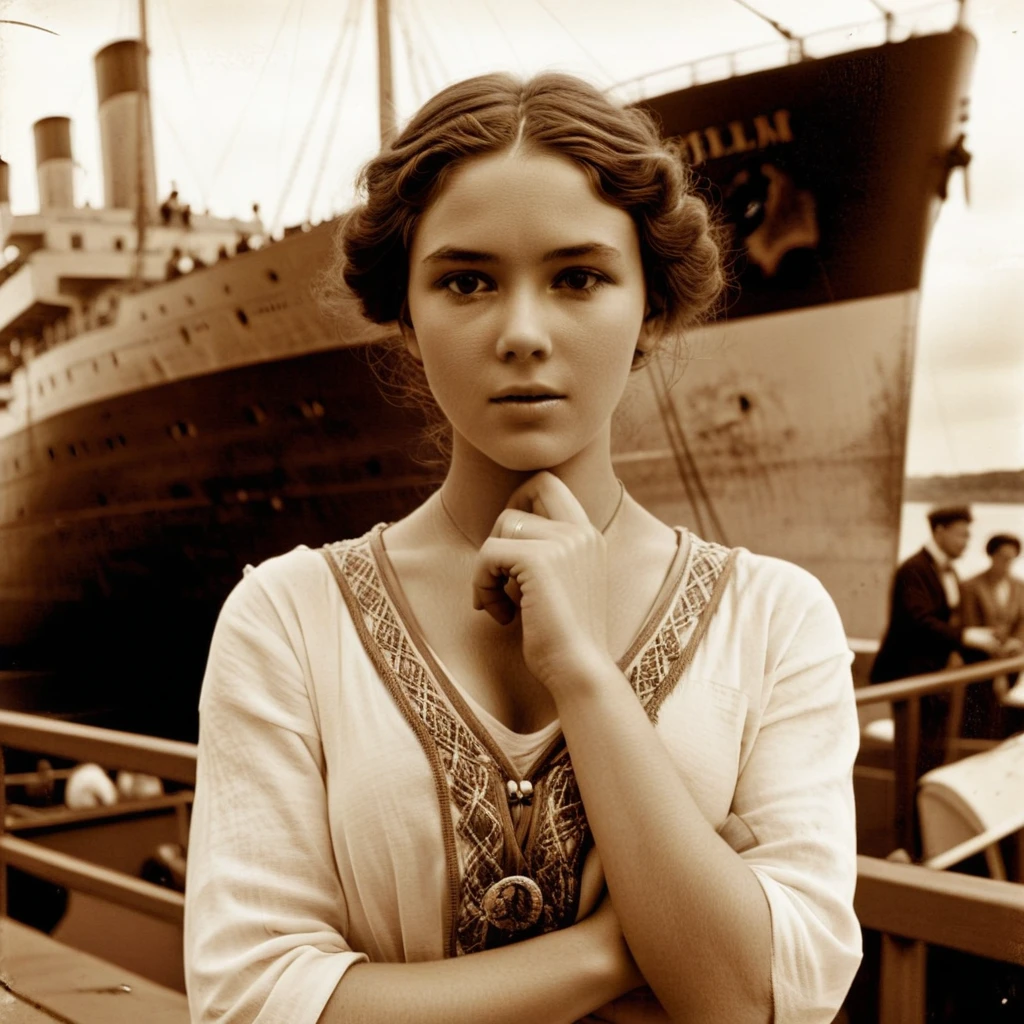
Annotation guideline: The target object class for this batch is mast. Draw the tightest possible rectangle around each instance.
[133,0,151,287]
[375,0,396,146]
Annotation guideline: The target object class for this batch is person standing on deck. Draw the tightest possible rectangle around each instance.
[961,533,1024,739]
[871,505,1000,855]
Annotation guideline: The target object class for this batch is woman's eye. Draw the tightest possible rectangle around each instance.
[557,269,603,291]
[444,273,488,296]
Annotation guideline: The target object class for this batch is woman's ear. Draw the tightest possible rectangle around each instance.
[399,302,423,363]
[634,308,665,364]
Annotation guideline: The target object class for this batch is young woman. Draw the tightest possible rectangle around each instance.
[184,73,862,1024]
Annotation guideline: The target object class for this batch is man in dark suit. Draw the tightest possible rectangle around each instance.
[871,505,1000,855]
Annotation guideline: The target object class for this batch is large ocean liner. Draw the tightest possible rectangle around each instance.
[0,6,976,740]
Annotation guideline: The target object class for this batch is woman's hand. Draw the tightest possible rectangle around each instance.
[471,471,613,693]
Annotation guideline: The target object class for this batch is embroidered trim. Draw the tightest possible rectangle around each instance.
[321,528,733,955]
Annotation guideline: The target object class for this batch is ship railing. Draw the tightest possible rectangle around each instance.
[607,0,963,101]
[0,708,195,925]
[854,652,1024,856]
[1,685,1023,1024]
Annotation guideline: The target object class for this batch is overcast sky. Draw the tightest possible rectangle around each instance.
[0,0,1020,477]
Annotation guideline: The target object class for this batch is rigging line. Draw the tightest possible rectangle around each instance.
[274,0,307,204]
[306,0,366,221]
[405,0,449,92]
[648,359,708,537]
[271,0,357,234]
[528,0,615,84]
[395,0,428,108]
[208,0,298,195]
[405,0,442,95]
[480,0,525,70]
[652,357,730,544]
[729,0,800,44]
[152,0,211,207]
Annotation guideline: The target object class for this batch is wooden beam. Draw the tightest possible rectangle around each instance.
[0,711,196,785]
[0,835,184,926]
[879,935,926,1024]
[0,917,188,1024]
[855,855,1024,965]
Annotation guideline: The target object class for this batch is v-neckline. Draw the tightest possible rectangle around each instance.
[368,524,692,783]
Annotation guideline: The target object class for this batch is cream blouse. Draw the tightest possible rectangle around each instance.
[184,526,863,1024]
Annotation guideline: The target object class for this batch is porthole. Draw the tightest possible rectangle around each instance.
[111,352,119,367]
[140,311,147,321]
[47,448,56,460]
[223,284,231,294]
[117,433,127,446]
[267,270,279,283]
[68,444,77,457]
[236,308,249,326]
[180,326,191,345]
[105,438,115,450]
[92,360,99,372]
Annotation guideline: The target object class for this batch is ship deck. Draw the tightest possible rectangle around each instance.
[0,916,188,1023]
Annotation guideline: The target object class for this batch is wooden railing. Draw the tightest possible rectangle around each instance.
[2,678,1024,1024]
[0,708,196,923]
[853,652,1024,854]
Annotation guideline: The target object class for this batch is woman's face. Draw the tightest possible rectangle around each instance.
[990,543,1019,579]
[404,149,650,472]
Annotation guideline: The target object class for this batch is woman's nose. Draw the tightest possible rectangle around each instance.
[495,291,552,361]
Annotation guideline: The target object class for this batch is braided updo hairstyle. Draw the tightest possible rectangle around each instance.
[318,71,725,463]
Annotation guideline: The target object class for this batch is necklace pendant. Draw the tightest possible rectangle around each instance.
[506,778,534,805]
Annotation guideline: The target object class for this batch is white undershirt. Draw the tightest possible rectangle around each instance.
[925,537,961,608]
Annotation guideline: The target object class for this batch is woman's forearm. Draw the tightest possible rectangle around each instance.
[316,911,638,1024]
[555,657,773,1024]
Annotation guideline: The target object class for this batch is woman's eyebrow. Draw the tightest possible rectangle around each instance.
[542,243,622,262]
[422,242,623,264]
[422,246,497,264]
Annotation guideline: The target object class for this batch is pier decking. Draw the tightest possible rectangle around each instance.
[0,916,188,1023]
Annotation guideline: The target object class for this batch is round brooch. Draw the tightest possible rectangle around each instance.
[481,875,544,932]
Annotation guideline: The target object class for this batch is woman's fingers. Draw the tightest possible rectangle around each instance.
[503,471,591,527]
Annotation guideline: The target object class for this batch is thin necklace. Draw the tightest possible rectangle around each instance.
[438,479,626,547]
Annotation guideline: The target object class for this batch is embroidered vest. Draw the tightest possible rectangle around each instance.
[321,525,735,957]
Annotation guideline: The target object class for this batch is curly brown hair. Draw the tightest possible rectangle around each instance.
[317,71,725,464]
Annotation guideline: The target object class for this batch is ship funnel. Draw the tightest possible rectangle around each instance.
[33,117,75,210]
[94,39,157,212]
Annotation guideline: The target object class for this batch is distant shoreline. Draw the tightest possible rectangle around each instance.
[904,470,1024,505]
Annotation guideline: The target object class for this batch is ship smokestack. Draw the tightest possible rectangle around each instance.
[33,117,75,210]
[94,39,156,212]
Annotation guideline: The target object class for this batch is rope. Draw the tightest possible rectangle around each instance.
[275,0,307,205]
[271,0,357,234]
[306,0,366,222]
[481,0,524,70]
[528,0,615,84]
[405,0,449,93]
[396,0,429,107]
[153,0,211,208]
[208,0,299,195]
[649,356,730,545]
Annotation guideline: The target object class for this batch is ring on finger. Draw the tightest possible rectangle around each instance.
[511,515,526,539]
